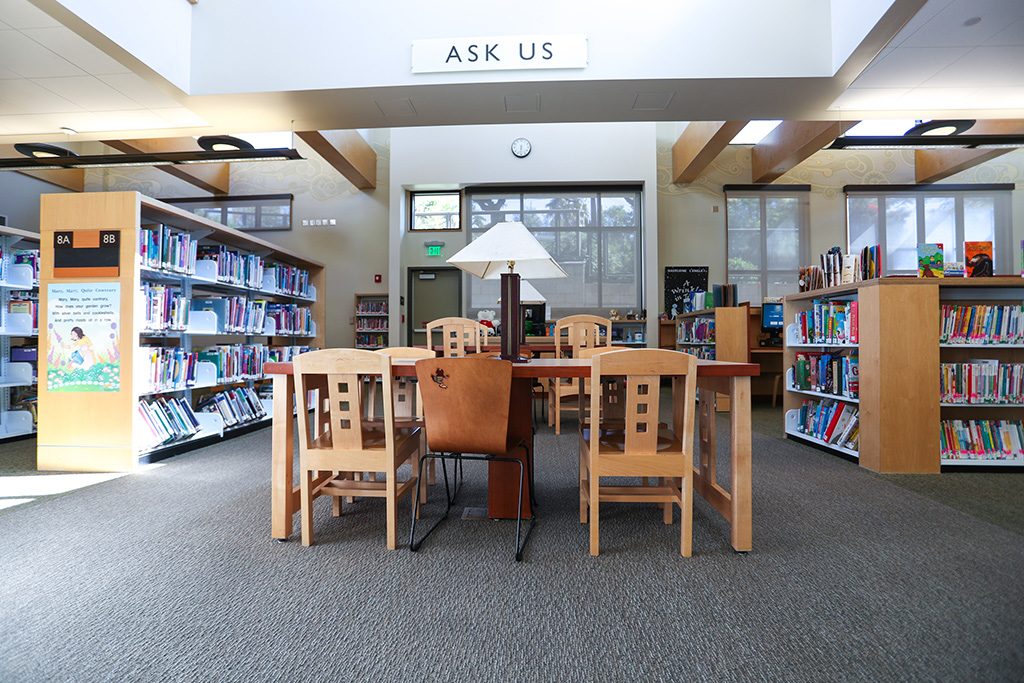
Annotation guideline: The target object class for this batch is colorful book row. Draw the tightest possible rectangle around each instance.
[137,395,200,447]
[793,299,859,345]
[142,283,189,332]
[793,398,860,450]
[139,225,198,274]
[791,352,859,399]
[677,318,715,344]
[197,245,265,289]
[939,304,1023,345]
[197,386,266,427]
[940,419,1024,460]
[143,347,198,392]
[940,361,1024,405]
[197,344,267,382]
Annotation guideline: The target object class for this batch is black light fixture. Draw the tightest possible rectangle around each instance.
[904,119,976,136]
[13,142,78,159]
[196,135,255,152]
[0,147,303,172]
[829,134,1024,151]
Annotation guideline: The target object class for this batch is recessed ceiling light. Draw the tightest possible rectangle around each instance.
[963,16,981,27]
[196,135,255,152]
[729,120,783,145]
[13,142,78,159]
[904,119,975,136]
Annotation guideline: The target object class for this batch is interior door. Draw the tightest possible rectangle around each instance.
[408,267,462,347]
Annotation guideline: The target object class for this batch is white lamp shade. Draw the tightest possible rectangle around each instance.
[447,221,568,280]
[497,279,546,304]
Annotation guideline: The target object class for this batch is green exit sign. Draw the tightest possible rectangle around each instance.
[426,244,442,257]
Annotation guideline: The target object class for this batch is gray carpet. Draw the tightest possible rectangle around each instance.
[1,409,1022,682]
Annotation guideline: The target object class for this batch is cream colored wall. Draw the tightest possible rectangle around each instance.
[82,132,392,347]
[656,123,1024,313]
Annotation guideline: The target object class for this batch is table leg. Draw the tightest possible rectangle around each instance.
[271,374,295,540]
[730,376,752,552]
[488,378,535,520]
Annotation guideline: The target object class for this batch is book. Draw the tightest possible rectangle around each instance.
[943,261,965,277]
[939,304,1023,345]
[917,243,944,278]
[965,241,994,277]
[941,419,1024,460]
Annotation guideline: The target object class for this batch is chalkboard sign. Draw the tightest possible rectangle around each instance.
[664,265,708,315]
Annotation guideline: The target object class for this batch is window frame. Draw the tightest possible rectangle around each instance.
[161,194,294,232]
[724,184,811,302]
[408,189,464,232]
[464,185,644,318]
[843,184,1014,275]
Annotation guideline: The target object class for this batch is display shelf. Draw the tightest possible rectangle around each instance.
[784,367,859,403]
[0,362,34,388]
[354,293,388,351]
[785,409,859,458]
[0,313,35,337]
[0,410,35,440]
[38,191,326,473]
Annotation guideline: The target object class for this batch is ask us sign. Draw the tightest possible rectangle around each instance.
[412,34,588,73]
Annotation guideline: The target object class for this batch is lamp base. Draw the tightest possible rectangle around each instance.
[500,272,523,362]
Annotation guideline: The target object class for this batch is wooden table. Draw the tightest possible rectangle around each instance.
[266,356,759,552]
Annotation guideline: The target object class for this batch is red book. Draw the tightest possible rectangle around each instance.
[823,402,845,442]
[849,301,859,344]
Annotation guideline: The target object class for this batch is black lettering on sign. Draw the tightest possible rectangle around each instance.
[485,43,499,61]
[519,42,535,60]
[467,44,479,62]
[542,42,554,59]
[446,46,462,63]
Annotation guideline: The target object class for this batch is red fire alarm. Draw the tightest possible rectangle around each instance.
[374,274,382,283]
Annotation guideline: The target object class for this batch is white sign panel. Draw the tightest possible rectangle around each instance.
[412,34,587,74]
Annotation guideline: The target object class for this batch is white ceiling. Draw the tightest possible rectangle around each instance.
[833,0,1024,112]
[0,0,207,135]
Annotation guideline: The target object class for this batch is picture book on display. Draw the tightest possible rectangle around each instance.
[965,241,994,277]
[917,243,944,278]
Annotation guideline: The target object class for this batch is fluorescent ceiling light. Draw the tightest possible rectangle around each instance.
[844,119,918,137]
[729,120,782,145]
[0,148,303,171]
[828,134,1024,150]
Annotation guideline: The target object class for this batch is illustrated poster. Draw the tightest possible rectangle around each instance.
[46,283,121,392]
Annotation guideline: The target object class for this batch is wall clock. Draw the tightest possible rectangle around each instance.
[511,137,532,158]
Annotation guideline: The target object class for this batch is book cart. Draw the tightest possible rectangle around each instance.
[37,191,325,472]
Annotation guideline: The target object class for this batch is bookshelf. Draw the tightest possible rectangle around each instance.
[0,224,40,441]
[354,293,388,349]
[36,191,325,472]
[784,277,1024,473]
[675,305,748,410]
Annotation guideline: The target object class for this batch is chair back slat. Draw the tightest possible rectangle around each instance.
[578,347,624,425]
[377,347,435,419]
[294,349,393,453]
[415,357,511,454]
[426,317,491,358]
[555,314,611,358]
[591,349,697,455]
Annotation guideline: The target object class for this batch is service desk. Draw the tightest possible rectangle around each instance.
[266,356,759,552]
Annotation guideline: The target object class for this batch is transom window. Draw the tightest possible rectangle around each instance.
[466,187,643,317]
[846,184,1013,275]
[410,191,461,231]
[163,194,293,232]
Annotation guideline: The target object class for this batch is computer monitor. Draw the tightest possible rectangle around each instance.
[761,302,784,331]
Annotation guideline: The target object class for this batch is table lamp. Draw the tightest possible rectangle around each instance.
[447,222,567,361]
[498,279,547,340]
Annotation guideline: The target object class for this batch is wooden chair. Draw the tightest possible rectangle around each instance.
[579,348,698,557]
[548,314,611,434]
[410,356,535,561]
[375,346,436,493]
[576,346,626,430]
[294,349,421,548]
[426,316,491,357]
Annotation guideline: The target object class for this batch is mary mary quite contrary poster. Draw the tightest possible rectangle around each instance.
[46,283,121,392]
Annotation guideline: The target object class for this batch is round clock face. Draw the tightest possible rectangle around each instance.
[511,137,531,158]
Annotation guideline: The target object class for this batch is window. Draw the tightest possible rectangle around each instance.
[466,187,643,317]
[163,194,293,232]
[845,185,1013,275]
[725,186,809,304]
[410,191,461,231]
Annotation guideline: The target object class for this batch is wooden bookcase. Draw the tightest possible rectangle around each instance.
[0,225,40,441]
[354,293,388,349]
[675,305,749,410]
[783,277,1024,473]
[36,191,325,472]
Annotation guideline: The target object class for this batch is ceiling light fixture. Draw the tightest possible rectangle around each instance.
[196,135,255,152]
[828,134,1024,150]
[0,147,302,172]
[59,127,78,136]
[13,142,78,159]
[904,119,975,136]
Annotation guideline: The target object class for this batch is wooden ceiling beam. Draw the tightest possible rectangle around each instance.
[915,119,1024,183]
[671,121,747,184]
[101,137,230,195]
[0,145,84,192]
[296,130,376,190]
[751,120,857,183]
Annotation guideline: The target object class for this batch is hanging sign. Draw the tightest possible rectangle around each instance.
[46,282,121,393]
[53,229,121,277]
[412,34,587,74]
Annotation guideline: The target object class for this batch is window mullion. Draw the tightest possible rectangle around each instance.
[954,195,965,265]
[760,194,769,300]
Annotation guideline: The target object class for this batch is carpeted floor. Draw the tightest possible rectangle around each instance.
[0,406,1022,681]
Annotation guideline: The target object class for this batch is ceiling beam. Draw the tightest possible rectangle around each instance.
[0,145,84,192]
[671,121,747,184]
[101,137,230,195]
[296,130,376,190]
[915,119,1024,183]
[751,120,857,183]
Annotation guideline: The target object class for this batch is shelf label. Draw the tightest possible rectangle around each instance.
[53,229,121,277]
